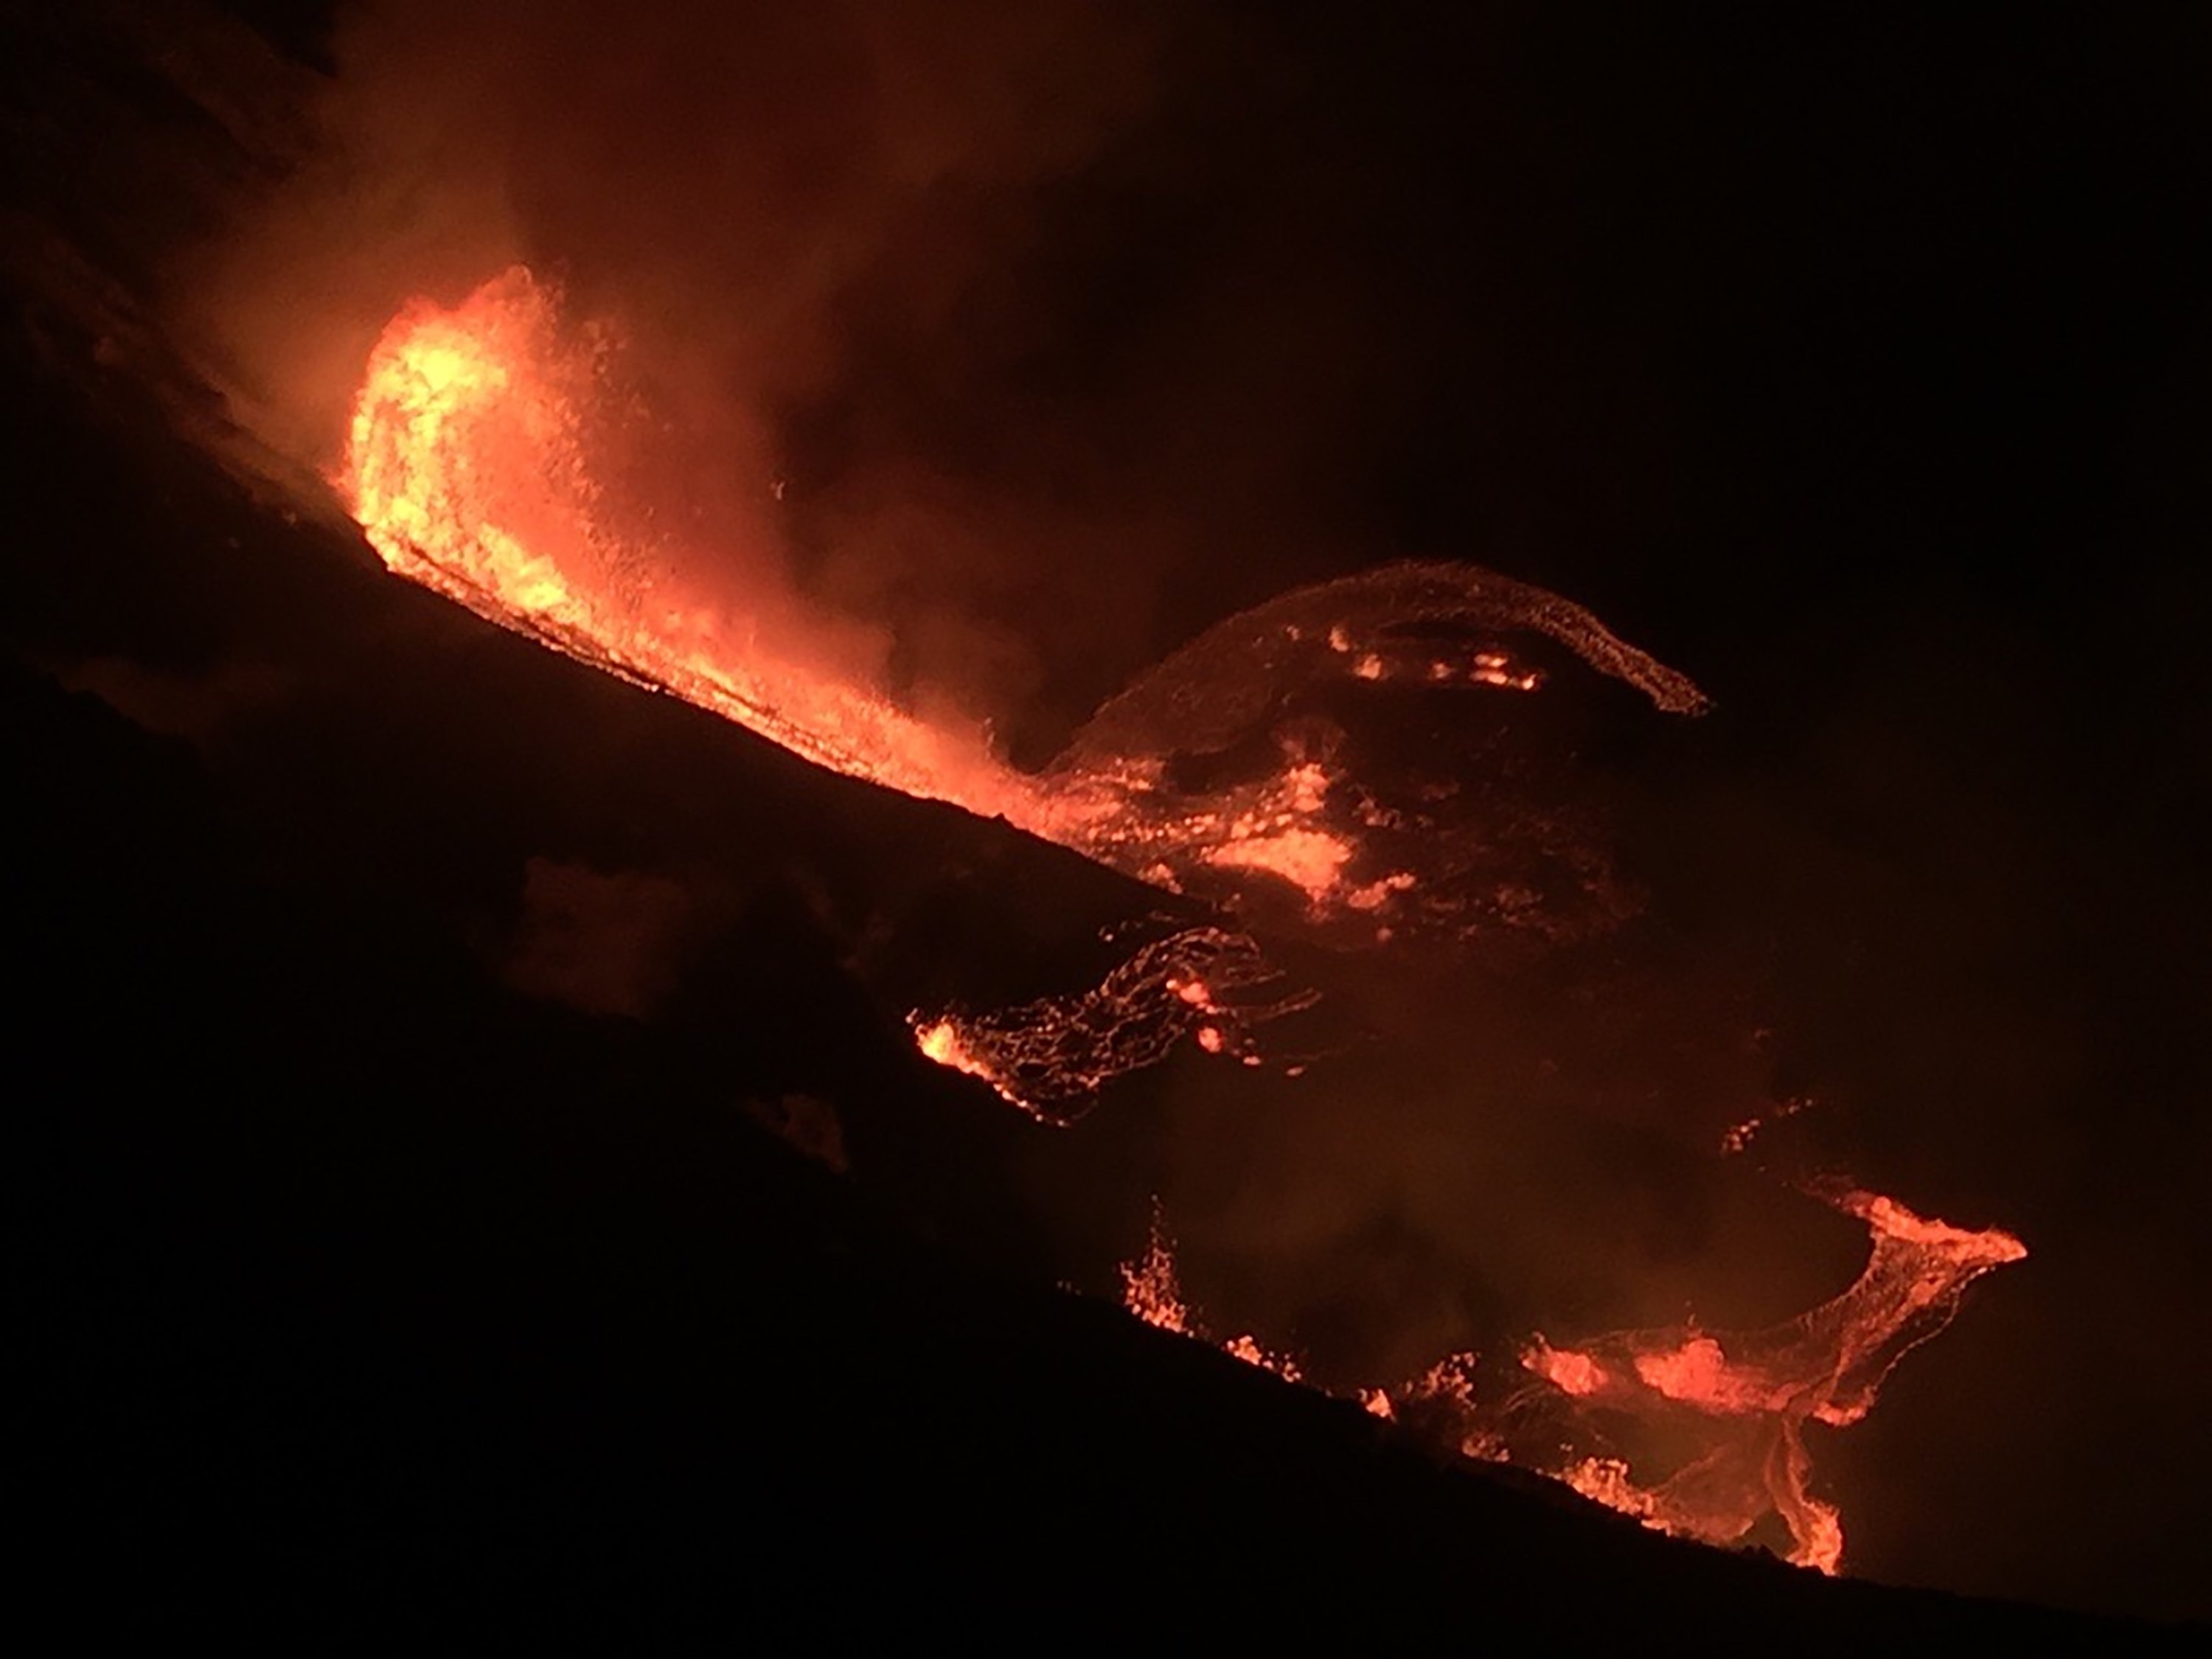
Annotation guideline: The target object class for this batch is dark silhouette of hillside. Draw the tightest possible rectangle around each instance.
[4,323,2190,1648]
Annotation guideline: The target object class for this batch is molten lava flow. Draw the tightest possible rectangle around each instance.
[1044,563,1707,933]
[344,269,1051,824]
[341,268,1708,940]
[1117,1192,2023,1576]
[909,928,1317,1122]
[1121,1213,1302,1382]
[1517,1186,2025,1573]
[343,268,1714,1106]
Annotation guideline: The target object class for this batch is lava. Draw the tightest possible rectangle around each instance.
[344,268,1048,825]
[341,267,2025,1576]
[342,268,1706,936]
[1122,1212,1302,1382]
[908,928,1316,1122]
[1120,1189,2025,1577]
[342,266,1711,1106]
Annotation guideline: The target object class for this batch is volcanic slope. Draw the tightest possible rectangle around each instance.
[4,316,2191,1650]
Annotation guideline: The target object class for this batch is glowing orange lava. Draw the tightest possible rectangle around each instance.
[1518,1186,2025,1573]
[1122,1190,2024,1577]
[344,268,1054,827]
[343,268,1713,1108]
[344,267,2025,1584]
[1121,1213,1301,1381]
[342,268,1705,944]
[903,928,1315,1121]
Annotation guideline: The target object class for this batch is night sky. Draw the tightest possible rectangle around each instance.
[7,0,2208,1627]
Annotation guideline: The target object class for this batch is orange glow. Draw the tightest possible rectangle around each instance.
[909,928,1317,1121]
[341,272,2023,1581]
[1122,1190,2020,1579]
[1528,1344,1604,1399]
[341,268,1710,946]
[1517,1189,2025,1573]
[344,268,1050,827]
[1119,1217,1301,1380]
[1119,1213,1194,1338]
[911,1018,1031,1111]
[1203,827,1354,903]
[1630,1335,1800,1414]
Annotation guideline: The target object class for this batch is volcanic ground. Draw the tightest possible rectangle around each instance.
[7,1,2208,1642]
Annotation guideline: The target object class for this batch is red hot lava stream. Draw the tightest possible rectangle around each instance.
[340,267,2028,1573]
[341,268,1705,924]
[343,268,1711,1108]
[1128,1187,2025,1575]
